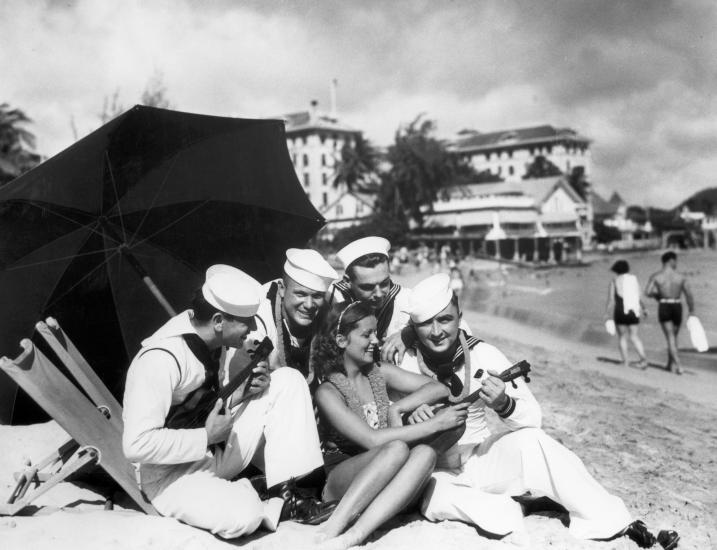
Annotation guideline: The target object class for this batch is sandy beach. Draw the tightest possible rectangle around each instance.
[1,264,716,550]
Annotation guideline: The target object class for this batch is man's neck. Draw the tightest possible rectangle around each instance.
[189,317,221,351]
[418,337,461,367]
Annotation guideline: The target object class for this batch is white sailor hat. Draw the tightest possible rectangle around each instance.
[283,248,338,292]
[202,264,262,318]
[336,236,391,269]
[405,273,454,323]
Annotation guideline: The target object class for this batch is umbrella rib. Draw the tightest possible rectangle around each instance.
[43,248,122,312]
[127,153,180,248]
[105,151,128,243]
[130,199,211,249]
[21,201,124,247]
[6,246,120,271]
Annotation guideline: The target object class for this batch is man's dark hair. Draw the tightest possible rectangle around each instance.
[661,251,677,264]
[611,260,630,275]
[345,253,389,280]
[191,288,224,322]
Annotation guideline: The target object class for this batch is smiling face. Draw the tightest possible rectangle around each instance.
[339,314,379,366]
[348,260,391,311]
[413,301,461,356]
[281,276,326,330]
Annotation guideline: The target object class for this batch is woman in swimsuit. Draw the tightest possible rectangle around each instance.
[313,300,467,550]
[605,260,648,369]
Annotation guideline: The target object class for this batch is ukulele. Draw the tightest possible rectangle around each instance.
[422,360,532,453]
[165,337,274,430]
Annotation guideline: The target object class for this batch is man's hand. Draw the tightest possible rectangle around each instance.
[205,398,233,445]
[380,331,406,364]
[479,370,508,410]
[245,362,270,396]
[406,403,435,425]
[431,403,469,431]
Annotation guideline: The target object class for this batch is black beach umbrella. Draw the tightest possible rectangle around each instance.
[0,105,324,423]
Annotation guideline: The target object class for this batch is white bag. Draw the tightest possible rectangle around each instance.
[687,316,709,352]
[604,319,616,336]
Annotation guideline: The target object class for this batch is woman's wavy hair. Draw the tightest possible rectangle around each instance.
[313,300,375,379]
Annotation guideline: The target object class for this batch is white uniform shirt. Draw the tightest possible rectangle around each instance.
[122,311,211,473]
[399,341,541,454]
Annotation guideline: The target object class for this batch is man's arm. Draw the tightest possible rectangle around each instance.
[682,278,695,314]
[644,273,659,299]
[605,280,615,319]
[122,350,208,465]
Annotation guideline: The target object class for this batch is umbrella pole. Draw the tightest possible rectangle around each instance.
[120,248,177,317]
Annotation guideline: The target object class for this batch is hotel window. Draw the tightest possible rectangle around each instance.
[336,204,343,216]
[303,173,310,187]
[357,202,364,214]
[302,154,309,167]
[322,192,328,206]
[509,166,514,175]
[322,173,328,186]
[321,154,326,166]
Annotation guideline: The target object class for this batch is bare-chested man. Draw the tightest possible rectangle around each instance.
[644,251,695,374]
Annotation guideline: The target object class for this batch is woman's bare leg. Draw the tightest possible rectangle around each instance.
[322,445,437,550]
[616,325,629,365]
[319,440,410,539]
[628,325,647,363]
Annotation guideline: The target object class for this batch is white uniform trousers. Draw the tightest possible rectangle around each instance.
[148,368,324,539]
[421,427,632,540]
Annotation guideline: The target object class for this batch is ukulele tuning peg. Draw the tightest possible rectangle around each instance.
[524,375,531,383]
[511,380,518,389]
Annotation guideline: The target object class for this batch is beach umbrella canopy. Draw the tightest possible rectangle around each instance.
[0,105,324,423]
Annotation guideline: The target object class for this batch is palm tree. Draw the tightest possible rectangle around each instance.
[0,103,41,185]
[379,114,474,226]
[332,133,380,193]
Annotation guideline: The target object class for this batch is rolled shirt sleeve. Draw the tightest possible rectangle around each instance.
[122,350,208,465]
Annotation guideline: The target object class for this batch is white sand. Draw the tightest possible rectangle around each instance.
[1,308,715,550]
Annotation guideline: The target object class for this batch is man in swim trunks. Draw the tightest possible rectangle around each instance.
[645,251,695,374]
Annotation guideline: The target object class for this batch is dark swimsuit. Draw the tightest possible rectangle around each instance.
[658,300,683,326]
[613,292,640,326]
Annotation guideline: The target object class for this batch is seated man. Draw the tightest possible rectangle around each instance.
[329,236,470,364]
[397,273,677,548]
[122,265,334,539]
[225,248,338,392]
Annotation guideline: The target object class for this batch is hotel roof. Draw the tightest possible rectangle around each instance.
[281,110,359,135]
[450,125,591,153]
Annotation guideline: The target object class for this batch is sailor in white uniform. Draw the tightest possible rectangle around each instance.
[122,265,332,539]
[398,274,662,547]
[224,248,338,392]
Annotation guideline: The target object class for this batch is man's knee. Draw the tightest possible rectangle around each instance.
[269,366,308,391]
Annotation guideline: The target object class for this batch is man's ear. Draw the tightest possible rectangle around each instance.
[278,277,286,299]
[336,333,348,349]
[212,312,225,331]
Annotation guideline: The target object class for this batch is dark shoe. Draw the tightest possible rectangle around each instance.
[657,530,680,550]
[272,478,337,525]
[624,520,657,548]
[279,493,337,525]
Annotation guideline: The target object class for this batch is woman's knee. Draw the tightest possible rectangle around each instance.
[409,444,437,470]
[377,440,410,466]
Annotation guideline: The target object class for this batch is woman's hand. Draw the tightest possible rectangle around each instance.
[406,403,435,424]
[431,403,469,431]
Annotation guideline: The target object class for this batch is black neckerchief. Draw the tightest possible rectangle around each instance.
[182,333,221,391]
[332,277,402,340]
[416,330,482,398]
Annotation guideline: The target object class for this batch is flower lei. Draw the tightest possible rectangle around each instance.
[327,365,390,429]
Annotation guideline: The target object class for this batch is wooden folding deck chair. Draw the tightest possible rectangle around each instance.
[0,318,156,515]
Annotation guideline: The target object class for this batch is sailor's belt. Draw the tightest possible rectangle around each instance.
[659,298,681,303]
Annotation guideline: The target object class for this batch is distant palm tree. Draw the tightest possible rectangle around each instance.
[332,133,380,193]
[523,155,563,179]
[0,103,41,185]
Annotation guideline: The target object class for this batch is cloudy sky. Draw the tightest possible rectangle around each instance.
[2,0,715,207]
